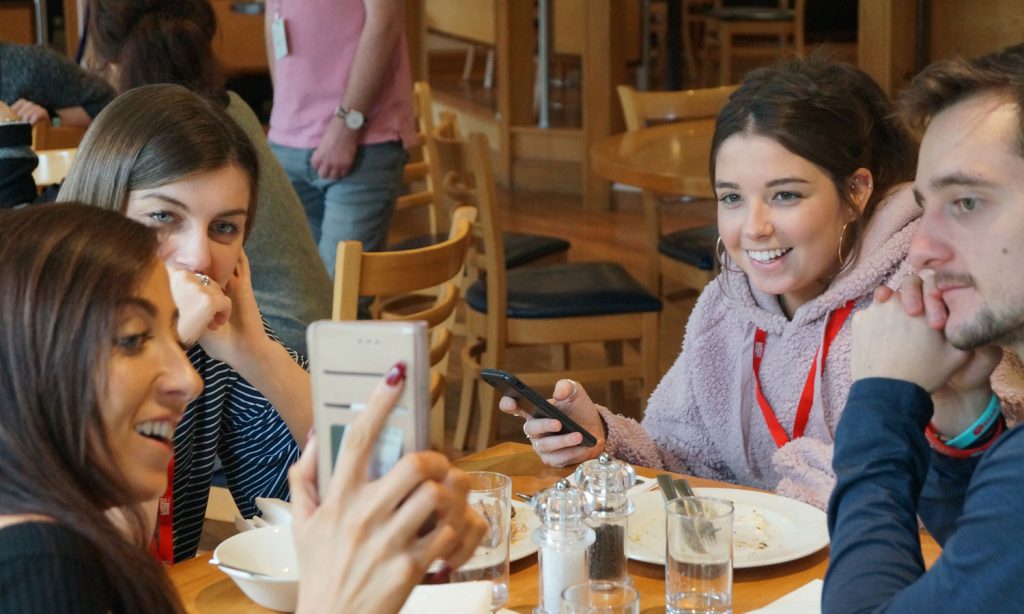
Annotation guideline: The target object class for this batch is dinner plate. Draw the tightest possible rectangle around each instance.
[429,500,540,573]
[625,487,829,568]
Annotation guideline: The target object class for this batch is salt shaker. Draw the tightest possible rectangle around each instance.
[574,452,636,584]
[532,479,596,614]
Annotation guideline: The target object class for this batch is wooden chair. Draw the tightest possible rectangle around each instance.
[701,0,807,85]
[333,207,476,450]
[31,120,87,151]
[453,132,662,452]
[392,81,449,242]
[617,84,736,299]
[32,147,77,192]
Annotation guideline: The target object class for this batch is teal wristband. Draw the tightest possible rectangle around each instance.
[944,394,1002,449]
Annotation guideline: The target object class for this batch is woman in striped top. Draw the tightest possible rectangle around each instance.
[58,84,313,561]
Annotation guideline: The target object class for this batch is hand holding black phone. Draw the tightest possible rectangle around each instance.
[480,368,598,447]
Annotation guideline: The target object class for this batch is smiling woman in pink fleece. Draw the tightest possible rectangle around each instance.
[502,56,921,509]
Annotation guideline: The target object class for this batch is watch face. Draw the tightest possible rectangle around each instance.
[345,110,365,130]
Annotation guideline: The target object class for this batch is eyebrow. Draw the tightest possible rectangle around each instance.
[714,177,812,190]
[139,193,248,218]
[119,297,157,317]
[931,173,999,190]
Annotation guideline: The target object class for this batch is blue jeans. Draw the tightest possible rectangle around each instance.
[270,140,407,277]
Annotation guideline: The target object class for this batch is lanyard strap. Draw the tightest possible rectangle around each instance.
[152,457,175,566]
[752,300,855,448]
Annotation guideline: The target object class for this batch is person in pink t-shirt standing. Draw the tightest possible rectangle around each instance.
[265,0,415,277]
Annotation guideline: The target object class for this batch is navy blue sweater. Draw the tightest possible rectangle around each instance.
[824,378,1024,612]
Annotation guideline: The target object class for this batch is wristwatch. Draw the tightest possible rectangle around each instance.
[334,105,365,130]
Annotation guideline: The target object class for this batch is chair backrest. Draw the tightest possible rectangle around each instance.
[32,121,87,151]
[394,81,448,236]
[617,84,738,132]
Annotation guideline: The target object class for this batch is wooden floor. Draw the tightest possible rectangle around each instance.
[435,185,717,458]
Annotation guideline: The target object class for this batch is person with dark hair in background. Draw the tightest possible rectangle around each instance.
[503,55,921,510]
[0,37,114,127]
[824,43,1024,613]
[88,0,331,356]
[265,0,415,277]
[59,84,311,563]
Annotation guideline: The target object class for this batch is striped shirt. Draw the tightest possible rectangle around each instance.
[171,324,303,562]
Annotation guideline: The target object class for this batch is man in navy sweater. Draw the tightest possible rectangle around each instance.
[823,45,1024,612]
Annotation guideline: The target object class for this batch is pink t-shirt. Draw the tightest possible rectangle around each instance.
[267,0,416,150]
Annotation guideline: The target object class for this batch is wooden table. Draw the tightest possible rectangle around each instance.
[168,442,941,613]
[589,119,716,197]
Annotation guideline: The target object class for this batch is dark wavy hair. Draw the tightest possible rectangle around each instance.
[0,203,182,613]
[58,83,260,240]
[710,53,917,271]
[89,0,227,105]
[900,43,1024,156]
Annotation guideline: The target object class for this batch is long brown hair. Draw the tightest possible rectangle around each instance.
[710,54,917,271]
[0,203,182,613]
[58,83,260,239]
[89,0,227,105]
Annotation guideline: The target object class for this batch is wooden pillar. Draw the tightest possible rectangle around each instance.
[495,0,536,184]
[857,0,918,96]
[404,0,426,82]
[582,0,628,210]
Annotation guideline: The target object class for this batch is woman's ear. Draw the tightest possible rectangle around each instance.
[848,168,874,214]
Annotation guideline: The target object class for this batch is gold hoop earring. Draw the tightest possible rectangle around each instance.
[715,236,739,273]
[837,223,851,268]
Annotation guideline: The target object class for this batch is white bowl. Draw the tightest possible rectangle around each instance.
[212,525,299,612]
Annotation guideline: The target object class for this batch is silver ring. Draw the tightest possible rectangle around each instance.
[523,421,533,441]
[194,273,211,287]
[565,379,579,402]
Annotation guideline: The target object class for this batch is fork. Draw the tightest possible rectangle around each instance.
[659,475,718,553]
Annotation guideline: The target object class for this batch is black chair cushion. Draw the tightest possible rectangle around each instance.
[503,232,571,268]
[709,7,794,21]
[389,231,570,269]
[658,225,718,271]
[466,262,662,318]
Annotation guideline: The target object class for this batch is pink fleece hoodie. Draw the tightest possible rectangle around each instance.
[600,186,921,509]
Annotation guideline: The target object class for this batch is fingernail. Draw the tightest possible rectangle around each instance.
[427,564,453,584]
[386,362,407,386]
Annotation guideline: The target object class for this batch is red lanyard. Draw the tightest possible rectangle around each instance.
[752,300,855,448]
[152,457,175,566]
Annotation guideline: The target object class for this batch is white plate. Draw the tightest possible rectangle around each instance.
[429,500,540,573]
[626,487,829,568]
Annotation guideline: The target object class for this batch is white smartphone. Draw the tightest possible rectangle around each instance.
[307,320,429,497]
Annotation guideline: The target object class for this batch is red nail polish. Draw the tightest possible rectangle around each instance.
[427,564,452,584]
[386,362,407,386]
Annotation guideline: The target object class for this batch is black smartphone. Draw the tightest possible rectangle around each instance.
[480,368,598,447]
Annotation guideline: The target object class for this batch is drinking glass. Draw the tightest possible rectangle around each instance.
[665,497,733,614]
[560,581,640,613]
[451,471,512,610]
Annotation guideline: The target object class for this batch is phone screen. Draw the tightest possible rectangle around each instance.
[329,422,404,481]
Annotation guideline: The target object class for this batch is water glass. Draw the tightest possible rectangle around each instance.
[560,581,639,613]
[451,471,512,610]
[665,497,733,614]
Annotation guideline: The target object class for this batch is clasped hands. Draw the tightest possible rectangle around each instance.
[852,272,1001,436]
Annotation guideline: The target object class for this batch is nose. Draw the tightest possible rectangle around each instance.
[162,229,212,275]
[157,343,204,414]
[908,208,953,270]
[742,198,773,241]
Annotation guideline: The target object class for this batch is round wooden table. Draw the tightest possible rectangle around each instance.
[590,119,716,196]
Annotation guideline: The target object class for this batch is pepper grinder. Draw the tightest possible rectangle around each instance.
[532,479,596,614]
[574,452,637,584]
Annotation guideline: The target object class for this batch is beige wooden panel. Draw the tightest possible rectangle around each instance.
[929,0,1024,61]
[211,0,268,75]
[0,3,34,45]
[425,0,496,45]
[857,0,916,96]
[553,0,584,56]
